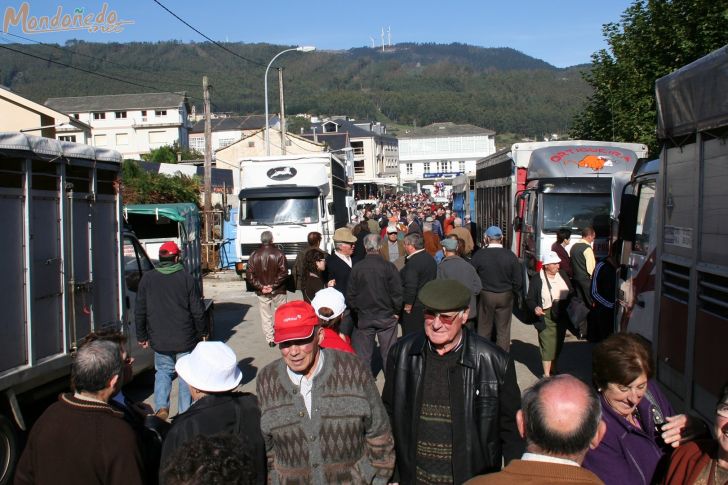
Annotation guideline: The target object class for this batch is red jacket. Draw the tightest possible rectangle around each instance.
[320,328,355,354]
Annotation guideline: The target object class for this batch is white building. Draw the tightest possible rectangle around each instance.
[45,92,191,159]
[398,122,496,197]
[188,114,276,153]
[309,118,398,199]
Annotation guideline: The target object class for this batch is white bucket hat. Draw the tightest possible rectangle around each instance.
[175,341,242,393]
[542,251,562,265]
[310,287,347,321]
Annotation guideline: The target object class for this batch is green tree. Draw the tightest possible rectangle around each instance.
[140,143,203,163]
[121,159,200,204]
[570,0,728,153]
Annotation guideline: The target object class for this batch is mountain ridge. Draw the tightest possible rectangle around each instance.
[0,40,591,136]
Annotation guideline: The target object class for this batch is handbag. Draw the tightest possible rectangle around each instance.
[566,296,590,327]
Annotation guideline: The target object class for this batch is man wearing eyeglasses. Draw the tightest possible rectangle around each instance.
[382,279,524,484]
[257,301,395,484]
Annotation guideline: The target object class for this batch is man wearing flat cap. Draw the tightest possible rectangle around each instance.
[470,225,523,352]
[324,227,360,336]
[160,341,266,484]
[383,279,524,484]
[257,301,395,484]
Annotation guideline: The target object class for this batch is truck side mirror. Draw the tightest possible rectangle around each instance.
[618,194,638,242]
[513,216,523,231]
[328,202,336,215]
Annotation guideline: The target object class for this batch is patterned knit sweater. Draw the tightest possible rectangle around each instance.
[256,349,395,484]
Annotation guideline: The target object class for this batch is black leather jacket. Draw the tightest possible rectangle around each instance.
[247,243,287,296]
[382,328,524,484]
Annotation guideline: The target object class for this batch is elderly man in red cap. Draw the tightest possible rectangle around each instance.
[135,241,205,420]
[256,300,395,484]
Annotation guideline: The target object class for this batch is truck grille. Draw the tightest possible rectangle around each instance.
[240,242,310,258]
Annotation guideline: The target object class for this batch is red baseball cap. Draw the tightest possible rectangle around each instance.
[274,301,318,344]
[159,241,181,257]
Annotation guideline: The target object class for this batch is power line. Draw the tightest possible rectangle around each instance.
[0,31,202,88]
[152,0,267,68]
[0,43,204,102]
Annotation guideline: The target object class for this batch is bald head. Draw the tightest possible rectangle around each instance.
[519,375,603,461]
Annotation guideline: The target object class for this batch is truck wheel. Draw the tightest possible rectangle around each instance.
[0,415,19,485]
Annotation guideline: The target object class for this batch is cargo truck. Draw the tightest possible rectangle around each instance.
[474,140,648,285]
[0,132,155,484]
[235,154,349,278]
[617,45,728,420]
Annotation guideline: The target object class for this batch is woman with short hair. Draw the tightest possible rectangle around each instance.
[583,333,708,485]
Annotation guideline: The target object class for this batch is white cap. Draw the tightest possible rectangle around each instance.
[175,341,242,393]
[542,251,562,265]
[310,287,347,321]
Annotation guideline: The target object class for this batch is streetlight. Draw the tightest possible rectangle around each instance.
[265,45,316,155]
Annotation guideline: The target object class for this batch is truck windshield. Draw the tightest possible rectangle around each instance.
[542,193,611,236]
[240,197,319,225]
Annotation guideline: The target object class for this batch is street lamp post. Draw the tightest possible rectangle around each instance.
[265,45,315,155]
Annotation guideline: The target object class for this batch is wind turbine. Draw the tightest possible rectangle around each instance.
[370,36,375,48]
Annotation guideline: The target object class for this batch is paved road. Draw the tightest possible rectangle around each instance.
[127,271,595,417]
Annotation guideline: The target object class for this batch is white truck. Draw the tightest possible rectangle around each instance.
[475,140,648,280]
[235,154,349,277]
[0,132,155,484]
[617,45,728,419]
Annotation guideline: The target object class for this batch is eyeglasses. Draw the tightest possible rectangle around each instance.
[717,404,728,418]
[424,310,464,325]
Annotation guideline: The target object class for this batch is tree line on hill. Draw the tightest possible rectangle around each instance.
[1,40,589,139]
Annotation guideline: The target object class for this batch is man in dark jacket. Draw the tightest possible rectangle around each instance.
[382,279,523,484]
[348,234,403,374]
[15,339,144,485]
[399,232,437,335]
[160,341,266,484]
[247,231,288,346]
[470,226,523,352]
[324,227,360,336]
[136,241,205,419]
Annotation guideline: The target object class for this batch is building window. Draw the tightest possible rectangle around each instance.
[59,135,76,142]
[94,134,107,146]
[423,162,430,174]
[189,137,204,151]
[459,161,465,172]
[116,133,129,145]
[155,110,167,117]
[73,114,79,119]
[218,137,236,148]
[248,141,255,148]
[406,163,413,175]
[93,112,106,120]
[148,131,166,144]
[115,111,127,119]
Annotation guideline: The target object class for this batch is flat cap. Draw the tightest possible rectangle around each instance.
[418,279,470,311]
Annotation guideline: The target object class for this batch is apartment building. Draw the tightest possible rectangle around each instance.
[45,92,191,159]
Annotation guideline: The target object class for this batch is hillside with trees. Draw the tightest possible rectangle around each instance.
[0,41,590,138]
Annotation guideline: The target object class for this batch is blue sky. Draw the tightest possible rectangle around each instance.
[2,0,634,67]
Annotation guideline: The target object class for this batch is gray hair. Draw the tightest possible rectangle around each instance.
[335,241,350,251]
[521,375,602,456]
[260,231,273,244]
[72,339,123,393]
[454,217,462,227]
[363,234,382,252]
[403,232,424,250]
[423,222,433,232]
[407,213,415,222]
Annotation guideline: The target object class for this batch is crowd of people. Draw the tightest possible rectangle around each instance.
[13,196,727,485]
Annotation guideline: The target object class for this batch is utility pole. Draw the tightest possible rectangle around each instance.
[203,76,212,241]
[278,68,287,155]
